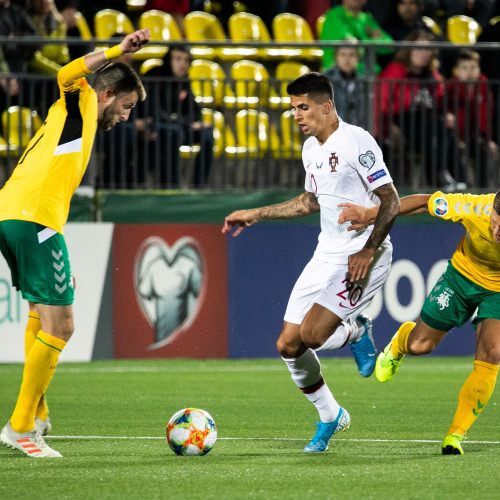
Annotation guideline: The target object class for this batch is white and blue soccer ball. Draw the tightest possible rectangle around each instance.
[166,408,217,456]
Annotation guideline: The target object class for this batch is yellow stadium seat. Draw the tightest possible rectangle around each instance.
[139,58,164,74]
[316,14,325,38]
[201,108,236,159]
[422,15,442,36]
[135,10,182,60]
[272,13,323,62]
[447,15,481,44]
[490,15,500,26]
[184,11,238,60]
[231,60,279,109]
[276,110,302,160]
[2,106,42,156]
[272,61,311,108]
[75,11,93,40]
[189,59,235,108]
[127,0,147,11]
[229,12,286,60]
[94,9,134,39]
[234,109,270,158]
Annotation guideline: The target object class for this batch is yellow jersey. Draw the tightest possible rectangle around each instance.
[428,191,500,291]
[0,56,95,233]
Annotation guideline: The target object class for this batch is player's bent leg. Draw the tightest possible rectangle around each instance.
[375,321,416,383]
[278,322,349,452]
[0,421,61,458]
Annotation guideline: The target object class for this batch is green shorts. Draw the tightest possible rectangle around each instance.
[421,261,500,331]
[0,220,74,305]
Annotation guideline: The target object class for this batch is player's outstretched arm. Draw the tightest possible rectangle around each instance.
[338,193,432,230]
[222,191,319,237]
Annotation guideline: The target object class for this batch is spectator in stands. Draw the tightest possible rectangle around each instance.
[447,49,498,187]
[0,0,38,72]
[385,0,432,41]
[319,0,393,74]
[376,29,466,190]
[55,0,91,60]
[26,0,70,74]
[323,43,367,128]
[145,45,214,188]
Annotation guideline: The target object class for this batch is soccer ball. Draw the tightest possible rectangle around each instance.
[166,408,217,456]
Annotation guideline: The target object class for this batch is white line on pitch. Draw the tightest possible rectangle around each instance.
[46,435,500,445]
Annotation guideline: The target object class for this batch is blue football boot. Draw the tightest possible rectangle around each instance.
[349,314,376,377]
[303,407,351,453]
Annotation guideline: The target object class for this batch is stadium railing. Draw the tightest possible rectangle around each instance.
[0,37,498,192]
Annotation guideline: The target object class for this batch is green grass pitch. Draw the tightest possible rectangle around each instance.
[0,357,499,499]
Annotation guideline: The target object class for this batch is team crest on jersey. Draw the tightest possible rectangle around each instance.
[329,152,339,172]
[359,150,376,170]
[433,198,448,216]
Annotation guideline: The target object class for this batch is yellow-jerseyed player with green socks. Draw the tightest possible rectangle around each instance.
[0,29,151,458]
[338,190,500,455]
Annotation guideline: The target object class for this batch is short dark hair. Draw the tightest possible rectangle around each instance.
[93,62,146,102]
[287,72,334,103]
[454,48,481,66]
[494,189,500,214]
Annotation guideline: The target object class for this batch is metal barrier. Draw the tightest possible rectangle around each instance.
[0,38,498,191]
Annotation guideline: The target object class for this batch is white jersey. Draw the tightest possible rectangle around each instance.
[303,119,393,265]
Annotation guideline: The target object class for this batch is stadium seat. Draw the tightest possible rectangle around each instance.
[189,59,236,108]
[272,61,311,108]
[316,14,325,38]
[422,15,442,36]
[126,0,147,11]
[276,110,302,160]
[203,108,236,158]
[489,15,500,26]
[94,9,135,40]
[139,58,164,74]
[1,106,42,156]
[272,13,323,62]
[136,10,182,60]
[228,12,286,60]
[447,15,481,44]
[184,11,240,60]
[234,109,270,158]
[74,11,93,39]
[231,60,278,109]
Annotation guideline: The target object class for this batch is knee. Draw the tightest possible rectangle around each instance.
[276,335,304,358]
[299,324,325,350]
[48,317,74,343]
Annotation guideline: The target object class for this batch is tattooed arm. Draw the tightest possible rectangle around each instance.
[347,183,400,281]
[222,191,319,237]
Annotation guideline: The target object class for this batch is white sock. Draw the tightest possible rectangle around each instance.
[282,349,321,388]
[315,320,358,352]
[304,384,340,423]
[282,349,340,423]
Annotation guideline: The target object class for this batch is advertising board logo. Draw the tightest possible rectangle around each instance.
[134,236,205,350]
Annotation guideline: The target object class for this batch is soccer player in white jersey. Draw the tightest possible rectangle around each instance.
[222,72,400,453]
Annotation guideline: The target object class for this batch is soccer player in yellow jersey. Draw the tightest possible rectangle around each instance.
[338,190,500,455]
[0,28,151,457]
